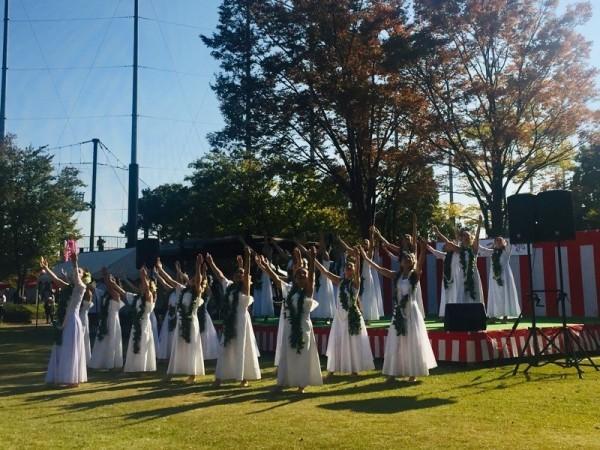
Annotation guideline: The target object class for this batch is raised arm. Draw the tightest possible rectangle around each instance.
[415,238,427,278]
[359,246,395,279]
[313,257,341,285]
[121,278,139,295]
[426,244,446,260]
[156,258,184,289]
[337,235,353,253]
[306,247,316,298]
[352,247,361,291]
[270,237,290,260]
[39,257,69,288]
[242,247,251,296]
[256,255,284,291]
[375,227,401,253]
[193,254,205,295]
[205,253,226,282]
[432,225,460,252]
[473,215,483,253]
[478,244,493,257]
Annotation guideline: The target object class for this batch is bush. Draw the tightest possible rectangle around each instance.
[2,304,34,323]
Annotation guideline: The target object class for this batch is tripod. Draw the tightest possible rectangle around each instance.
[513,240,599,378]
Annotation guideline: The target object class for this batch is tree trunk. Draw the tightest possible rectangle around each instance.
[489,175,506,237]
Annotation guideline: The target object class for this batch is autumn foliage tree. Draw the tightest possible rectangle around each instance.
[393,0,598,236]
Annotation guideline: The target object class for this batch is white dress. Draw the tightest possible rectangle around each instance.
[326,280,374,374]
[277,282,323,387]
[150,311,159,350]
[252,270,275,317]
[430,249,459,317]
[79,299,93,364]
[454,246,484,304]
[312,260,335,319]
[123,294,156,372]
[89,297,124,370]
[479,244,521,318]
[359,261,381,321]
[199,293,219,360]
[167,289,205,376]
[388,252,425,317]
[372,250,385,316]
[45,278,87,385]
[383,276,437,377]
[215,280,261,381]
[157,288,179,360]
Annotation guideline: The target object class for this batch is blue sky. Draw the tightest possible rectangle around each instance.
[3,0,599,244]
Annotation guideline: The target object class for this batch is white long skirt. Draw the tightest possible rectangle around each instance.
[200,311,219,360]
[123,315,156,372]
[383,300,437,377]
[326,308,374,374]
[487,267,521,318]
[167,315,205,376]
[45,312,87,385]
[277,299,323,388]
[215,294,261,381]
[157,306,177,360]
[79,302,92,364]
[89,310,123,370]
[252,272,275,317]
[312,264,335,319]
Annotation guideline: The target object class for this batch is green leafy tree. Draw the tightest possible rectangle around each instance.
[0,136,86,294]
[572,143,600,230]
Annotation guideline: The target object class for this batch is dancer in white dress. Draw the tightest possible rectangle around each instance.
[433,217,484,305]
[425,242,459,318]
[79,289,94,364]
[252,237,275,318]
[89,269,124,370]
[199,276,220,360]
[339,235,381,321]
[361,239,437,382]
[123,267,157,373]
[42,254,87,387]
[154,262,183,361]
[312,246,374,377]
[478,237,521,321]
[375,219,426,317]
[311,234,335,320]
[257,248,323,393]
[157,256,206,383]
[210,248,261,387]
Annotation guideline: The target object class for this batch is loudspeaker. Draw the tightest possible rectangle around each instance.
[444,303,487,332]
[136,239,160,269]
[507,194,536,244]
[535,190,576,242]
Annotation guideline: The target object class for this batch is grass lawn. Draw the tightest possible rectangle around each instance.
[1,324,599,449]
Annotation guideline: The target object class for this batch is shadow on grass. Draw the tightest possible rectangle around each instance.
[318,394,455,414]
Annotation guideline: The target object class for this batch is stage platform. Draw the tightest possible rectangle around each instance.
[242,317,600,364]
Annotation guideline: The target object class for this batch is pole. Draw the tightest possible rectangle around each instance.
[127,0,139,248]
[0,0,9,140]
[89,139,99,252]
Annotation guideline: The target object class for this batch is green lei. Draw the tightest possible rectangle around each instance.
[53,285,73,345]
[131,295,145,354]
[392,271,418,336]
[459,246,476,300]
[338,279,361,336]
[177,287,198,344]
[221,282,241,347]
[96,293,111,341]
[284,284,306,353]
[167,289,177,332]
[492,248,504,286]
[443,251,453,289]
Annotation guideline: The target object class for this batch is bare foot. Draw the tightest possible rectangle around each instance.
[351,372,358,376]
[324,372,334,381]
[212,379,222,388]
[185,376,196,384]
[297,386,305,394]
[408,376,417,382]
[240,380,249,387]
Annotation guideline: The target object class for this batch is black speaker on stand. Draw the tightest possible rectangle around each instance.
[508,190,598,378]
[136,238,160,270]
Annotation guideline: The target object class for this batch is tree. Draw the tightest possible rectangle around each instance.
[572,143,600,230]
[395,0,597,235]
[200,0,276,155]
[0,136,86,294]
[137,184,191,242]
[249,0,433,236]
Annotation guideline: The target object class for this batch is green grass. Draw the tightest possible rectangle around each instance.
[1,325,600,449]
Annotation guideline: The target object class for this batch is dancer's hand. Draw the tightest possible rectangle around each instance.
[40,257,49,270]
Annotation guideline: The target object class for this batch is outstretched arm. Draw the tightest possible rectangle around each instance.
[306,247,316,298]
[193,254,205,295]
[205,253,226,282]
[426,244,446,260]
[415,238,427,278]
[256,255,284,291]
[473,215,483,253]
[313,257,341,285]
[359,247,395,279]
[337,236,353,253]
[40,257,69,288]
[156,258,184,289]
[353,247,361,291]
[432,225,460,252]
[242,247,251,296]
